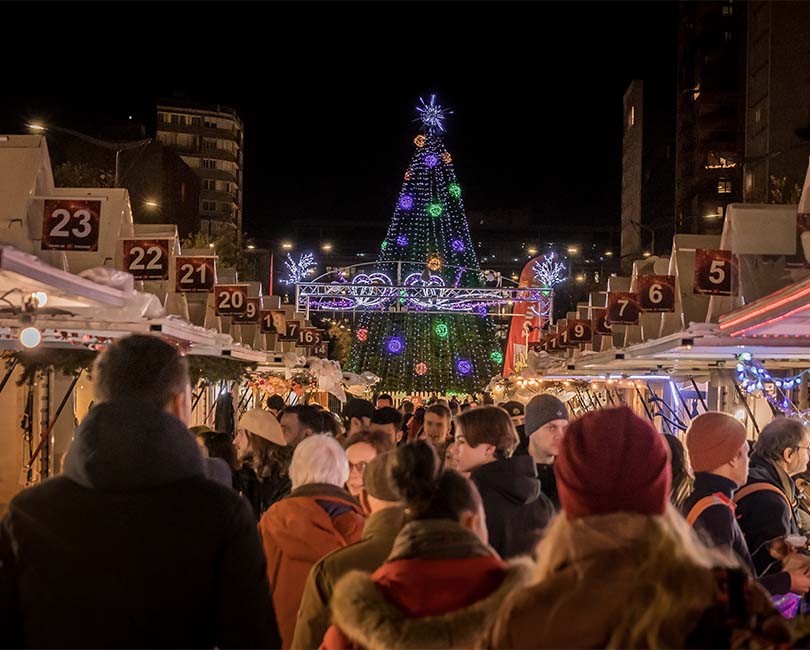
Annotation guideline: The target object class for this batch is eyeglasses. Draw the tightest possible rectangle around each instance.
[796,445,810,453]
[348,461,369,473]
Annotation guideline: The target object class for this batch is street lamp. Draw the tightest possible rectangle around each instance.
[26,122,151,188]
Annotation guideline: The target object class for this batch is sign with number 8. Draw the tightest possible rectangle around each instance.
[42,199,101,251]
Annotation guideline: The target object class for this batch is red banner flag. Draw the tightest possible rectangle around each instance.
[503,255,551,376]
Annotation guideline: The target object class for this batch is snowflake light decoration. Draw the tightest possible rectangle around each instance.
[283,252,316,285]
[532,253,566,288]
[415,94,453,134]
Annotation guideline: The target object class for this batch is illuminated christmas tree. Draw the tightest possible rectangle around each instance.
[345,96,501,394]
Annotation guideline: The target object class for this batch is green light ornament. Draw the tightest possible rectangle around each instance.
[490,350,503,364]
[448,183,461,199]
[427,203,443,218]
[381,241,388,250]
[434,322,449,338]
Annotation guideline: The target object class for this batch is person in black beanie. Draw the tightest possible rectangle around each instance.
[524,394,569,509]
[500,401,527,455]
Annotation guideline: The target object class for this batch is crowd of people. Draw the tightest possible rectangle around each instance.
[4,333,810,648]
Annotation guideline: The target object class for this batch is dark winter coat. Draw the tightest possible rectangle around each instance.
[471,456,554,558]
[682,472,790,595]
[215,392,235,436]
[292,506,406,650]
[736,453,802,577]
[535,463,560,510]
[0,400,279,649]
[205,456,235,488]
[237,463,292,520]
[322,519,533,649]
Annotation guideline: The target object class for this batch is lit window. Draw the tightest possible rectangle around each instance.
[629,106,635,127]
[706,153,737,169]
[722,5,732,15]
[205,119,217,129]
[718,180,732,194]
[717,206,725,217]
[202,159,216,169]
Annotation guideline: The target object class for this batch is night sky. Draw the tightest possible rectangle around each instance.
[2,1,676,242]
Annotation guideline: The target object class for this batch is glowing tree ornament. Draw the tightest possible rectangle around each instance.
[451,239,465,252]
[356,328,368,342]
[434,321,449,338]
[448,183,462,199]
[396,234,409,247]
[427,203,443,217]
[442,152,452,164]
[490,350,504,364]
[456,359,472,376]
[424,153,439,168]
[415,94,453,134]
[399,194,414,210]
[427,254,442,271]
[283,252,316,285]
[385,336,404,355]
[415,362,428,375]
[414,135,426,148]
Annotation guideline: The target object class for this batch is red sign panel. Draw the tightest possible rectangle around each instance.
[299,327,322,346]
[232,297,260,324]
[122,239,171,280]
[593,307,613,336]
[42,199,101,251]
[260,309,286,334]
[214,284,249,316]
[694,249,738,296]
[607,292,641,325]
[175,256,216,293]
[285,320,302,340]
[567,319,593,344]
[637,275,676,312]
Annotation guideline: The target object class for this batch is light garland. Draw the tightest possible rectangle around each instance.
[533,253,566,288]
[735,352,804,416]
[283,252,316,285]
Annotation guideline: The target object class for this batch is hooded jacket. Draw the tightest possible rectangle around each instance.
[0,400,279,649]
[735,453,802,577]
[470,456,554,558]
[292,506,406,650]
[481,512,789,649]
[260,483,365,648]
[322,519,533,650]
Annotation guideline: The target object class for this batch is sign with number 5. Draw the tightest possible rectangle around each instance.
[42,199,101,251]
[694,249,738,296]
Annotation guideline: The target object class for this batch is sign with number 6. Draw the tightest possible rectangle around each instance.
[694,249,738,296]
[637,275,676,312]
[42,199,101,251]
[214,284,249,316]
[122,239,171,280]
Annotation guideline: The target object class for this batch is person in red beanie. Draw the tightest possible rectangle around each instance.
[482,407,790,649]
[682,412,805,600]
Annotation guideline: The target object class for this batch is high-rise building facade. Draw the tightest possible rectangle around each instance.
[156,101,244,237]
[621,80,675,272]
[744,1,810,203]
[675,1,747,235]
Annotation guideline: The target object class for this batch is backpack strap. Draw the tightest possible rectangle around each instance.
[733,482,792,512]
[686,494,734,527]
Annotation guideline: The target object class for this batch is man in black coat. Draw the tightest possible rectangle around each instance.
[735,417,810,580]
[682,412,801,596]
[454,406,554,558]
[0,335,280,649]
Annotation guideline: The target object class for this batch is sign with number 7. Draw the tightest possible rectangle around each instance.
[694,249,738,296]
[607,292,641,325]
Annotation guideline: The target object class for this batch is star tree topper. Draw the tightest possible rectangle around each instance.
[415,94,453,134]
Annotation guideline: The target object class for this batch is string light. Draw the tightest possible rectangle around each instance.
[283,252,316,285]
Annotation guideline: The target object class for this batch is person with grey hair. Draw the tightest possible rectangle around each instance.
[736,417,810,580]
[258,435,365,648]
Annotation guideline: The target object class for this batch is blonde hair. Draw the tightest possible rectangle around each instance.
[533,505,739,648]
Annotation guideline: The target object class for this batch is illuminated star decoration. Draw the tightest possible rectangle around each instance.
[283,252,316,285]
[415,94,453,134]
[532,253,566,288]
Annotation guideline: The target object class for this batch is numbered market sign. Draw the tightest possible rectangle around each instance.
[175,256,216,293]
[593,307,613,336]
[694,249,738,296]
[607,292,641,325]
[298,327,322,347]
[567,319,593,344]
[232,297,260,324]
[637,275,676,312]
[285,320,303,341]
[214,284,249,316]
[260,309,286,334]
[42,199,101,251]
[559,326,578,349]
[313,340,329,358]
[122,239,171,281]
